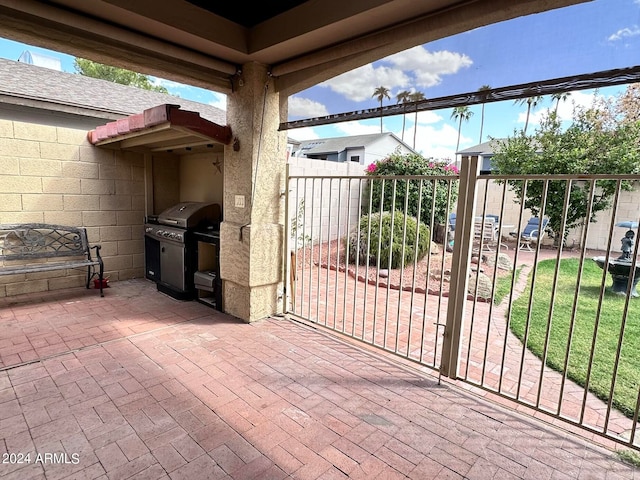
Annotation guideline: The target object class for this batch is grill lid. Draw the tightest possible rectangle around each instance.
[157,202,221,229]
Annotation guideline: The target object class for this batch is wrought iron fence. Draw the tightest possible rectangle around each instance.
[285,159,640,449]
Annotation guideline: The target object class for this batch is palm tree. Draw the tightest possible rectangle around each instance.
[551,92,571,115]
[515,95,543,133]
[408,91,425,149]
[372,86,390,133]
[396,90,412,141]
[451,106,474,153]
[477,85,491,143]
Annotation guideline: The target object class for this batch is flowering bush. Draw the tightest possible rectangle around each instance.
[364,152,459,226]
[366,159,459,176]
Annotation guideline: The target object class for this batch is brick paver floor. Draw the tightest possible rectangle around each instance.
[292,245,637,444]
[0,279,638,479]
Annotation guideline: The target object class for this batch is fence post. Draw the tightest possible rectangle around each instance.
[439,155,480,379]
[284,163,291,313]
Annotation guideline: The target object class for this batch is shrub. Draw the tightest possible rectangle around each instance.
[364,152,459,227]
[346,210,430,269]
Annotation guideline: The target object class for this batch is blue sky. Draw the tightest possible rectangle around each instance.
[1,0,639,162]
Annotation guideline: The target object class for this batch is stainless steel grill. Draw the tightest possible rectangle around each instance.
[155,202,221,229]
[144,202,220,300]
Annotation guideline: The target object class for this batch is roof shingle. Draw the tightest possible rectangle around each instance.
[0,57,226,125]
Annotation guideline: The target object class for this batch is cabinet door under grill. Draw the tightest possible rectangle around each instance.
[144,236,161,282]
[159,241,186,291]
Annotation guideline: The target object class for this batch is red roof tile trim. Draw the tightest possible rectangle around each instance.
[87,104,232,146]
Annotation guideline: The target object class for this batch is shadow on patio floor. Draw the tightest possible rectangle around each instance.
[0,279,636,479]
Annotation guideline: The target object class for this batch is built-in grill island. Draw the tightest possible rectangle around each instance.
[144,201,222,309]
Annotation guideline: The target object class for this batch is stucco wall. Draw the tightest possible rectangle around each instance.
[179,151,224,206]
[0,119,146,297]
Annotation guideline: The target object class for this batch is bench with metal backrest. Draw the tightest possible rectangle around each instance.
[510,217,549,251]
[0,223,105,296]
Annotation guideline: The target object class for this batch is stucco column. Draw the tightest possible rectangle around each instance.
[220,62,287,322]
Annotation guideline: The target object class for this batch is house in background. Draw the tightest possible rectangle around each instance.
[456,139,501,174]
[291,132,415,165]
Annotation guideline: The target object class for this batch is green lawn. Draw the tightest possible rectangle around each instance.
[509,258,640,418]
[494,266,522,305]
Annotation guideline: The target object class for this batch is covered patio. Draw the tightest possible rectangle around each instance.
[0,279,635,479]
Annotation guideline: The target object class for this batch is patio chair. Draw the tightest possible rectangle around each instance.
[448,213,456,232]
[447,213,456,249]
[485,214,500,243]
[485,214,499,225]
[511,217,549,251]
[474,216,497,250]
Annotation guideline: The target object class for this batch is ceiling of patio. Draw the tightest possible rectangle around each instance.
[0,0,587,95]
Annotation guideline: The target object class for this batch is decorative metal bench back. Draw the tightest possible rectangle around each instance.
[0,224,91,261]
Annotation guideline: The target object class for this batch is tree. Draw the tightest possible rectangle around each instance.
[408,91,425,149]
[396,90,412,141]
[74,58,169,93]
[491,100,640,241]
[551,92,571,115]
[477,85,491,143]
[514,95,543,133]
[451,105,474,153]
[616,83,640,123]
[372,86,390,133]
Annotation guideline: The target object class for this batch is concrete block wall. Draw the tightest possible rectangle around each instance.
[0,119,146,297]
[288,156,364,248]
[475,177,640,251]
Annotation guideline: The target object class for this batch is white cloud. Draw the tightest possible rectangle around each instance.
[413,110,443,125]
[334,121,381,136]
[320,64,410,102]
[608,26,640,41]
[289,96,329,117]
[318,46,472,104]
[320,47,473,102]
[287,127,319,142]
[384,46,473,88]
[517,91,614,128]
[331,109,444,140]
[517,109,541,127]
[410,122,464,161]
